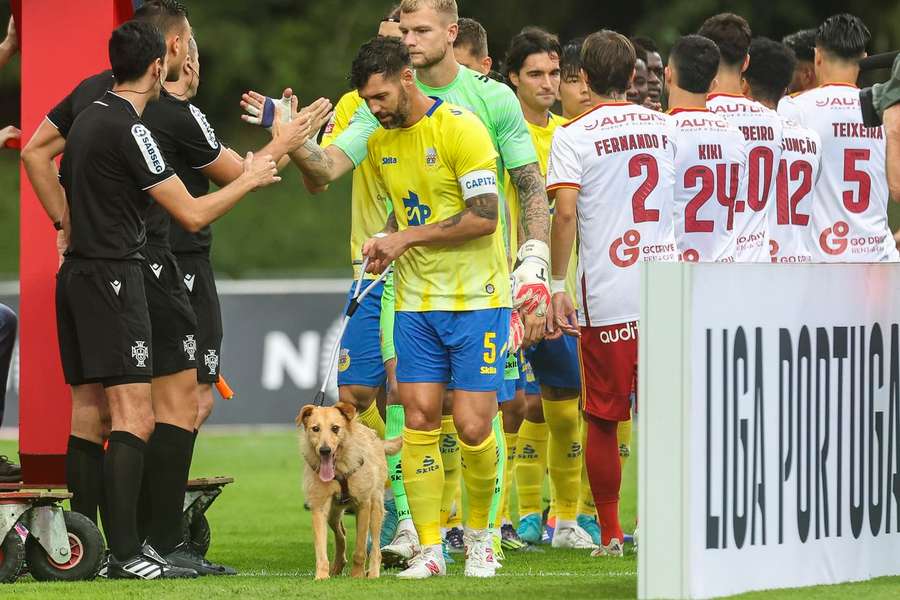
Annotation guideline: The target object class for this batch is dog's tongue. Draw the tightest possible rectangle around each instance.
[319,454,335,482]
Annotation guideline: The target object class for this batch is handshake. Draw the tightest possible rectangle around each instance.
[239,87,334,155]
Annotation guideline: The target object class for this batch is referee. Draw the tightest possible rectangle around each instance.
[55,21,280,579]
[23,1,318,576]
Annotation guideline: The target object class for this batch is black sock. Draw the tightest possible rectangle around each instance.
[146,423,194,555]
[136,458,153,544]
[104,431,146,561]
[66,436,104,526]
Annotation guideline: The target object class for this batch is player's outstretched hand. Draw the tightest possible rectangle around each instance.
[271,108,312,153]
[240,90,291,132]
[298,96,334,136]
[241,151,281,189]
[362,232,407,274]
[551,292,580,338]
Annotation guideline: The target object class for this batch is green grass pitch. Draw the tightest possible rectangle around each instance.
[1,431,899,598]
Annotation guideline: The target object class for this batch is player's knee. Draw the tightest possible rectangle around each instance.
[455,419,491,447]
[404,409,438,432]
[132,412,156,441]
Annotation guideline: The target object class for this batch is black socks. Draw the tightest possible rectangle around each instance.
[66,436,106,526]
[144,423,195,555]
[104,431,146,560]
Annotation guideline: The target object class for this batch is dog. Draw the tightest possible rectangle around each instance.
[297,401,401,580]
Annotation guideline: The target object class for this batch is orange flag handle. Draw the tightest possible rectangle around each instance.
[215,376,235,400]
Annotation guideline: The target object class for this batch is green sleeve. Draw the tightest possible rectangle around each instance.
[331,101,380,167]
[488,83,538,170]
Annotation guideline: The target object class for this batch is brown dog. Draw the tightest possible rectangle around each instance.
[297,402,400,580]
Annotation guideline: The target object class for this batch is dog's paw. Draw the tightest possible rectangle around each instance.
[330,560,346,577]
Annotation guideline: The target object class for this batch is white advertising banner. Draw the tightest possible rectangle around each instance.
[639,262,900,599]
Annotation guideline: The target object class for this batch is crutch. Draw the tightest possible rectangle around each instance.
[314,257,392,406]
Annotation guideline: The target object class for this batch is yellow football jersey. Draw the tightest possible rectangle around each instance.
[505,112,578,300]
[366,99,511,312]
[321,90,390,279]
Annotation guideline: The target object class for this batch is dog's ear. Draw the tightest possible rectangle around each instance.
[296,405,315,428]
[334,401,357,423]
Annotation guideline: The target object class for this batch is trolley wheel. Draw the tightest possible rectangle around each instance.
[184,512,211,557]
[25,511,104,581]
[0,528,25,583]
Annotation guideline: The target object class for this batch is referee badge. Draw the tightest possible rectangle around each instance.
[183,335,197,361]
[132,341,149,368]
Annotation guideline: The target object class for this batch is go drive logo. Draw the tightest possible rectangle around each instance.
[818,220,849,255]
[609,229,641,267]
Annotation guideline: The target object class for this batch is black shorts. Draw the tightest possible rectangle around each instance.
[175,254,223,384]
[56,258,153,386]
[142,245,198,378]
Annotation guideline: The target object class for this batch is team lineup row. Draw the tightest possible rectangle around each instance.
[17,0,898,582]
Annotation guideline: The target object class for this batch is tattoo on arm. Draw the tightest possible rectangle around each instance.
[384,212,398,233]
[508,162,550,244]
[437,193,498,229]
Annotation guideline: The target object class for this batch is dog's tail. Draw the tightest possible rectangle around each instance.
[383,436,402,456]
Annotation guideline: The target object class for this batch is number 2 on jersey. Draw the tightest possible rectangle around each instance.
[683,163,740,233]
[629,153,660,223]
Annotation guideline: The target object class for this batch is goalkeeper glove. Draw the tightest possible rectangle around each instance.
[511,239,551,316]
[243,94,292,131]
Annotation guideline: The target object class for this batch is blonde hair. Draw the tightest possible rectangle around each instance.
[399,0,458,21]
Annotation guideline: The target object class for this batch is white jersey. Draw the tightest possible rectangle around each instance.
[707,93,784,262]
[769,118,822,263]
[546,101,677,327]
[669,108,747,263]
[778,84,898,262]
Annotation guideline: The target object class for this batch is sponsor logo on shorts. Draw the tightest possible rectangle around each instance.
[619,443,631,458]
[567,441,583,459]
[183,335,197,361]
[183,273,195,292]
[416,455,439,474]
[132,341,149,368]
[480,365,497,375]
[110,280,122,295]
[204,349,219,375]
[337,348,351,372]
[131,124,166,174]
[149,263,163,279]
[598,322,638,344]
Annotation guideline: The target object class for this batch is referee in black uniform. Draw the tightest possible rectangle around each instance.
[23,1,320,577]
[54,21,282,579]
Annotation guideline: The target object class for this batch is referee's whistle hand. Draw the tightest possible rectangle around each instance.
[241,152,281,189]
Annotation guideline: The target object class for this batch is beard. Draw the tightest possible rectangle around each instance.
[376,88,412,129]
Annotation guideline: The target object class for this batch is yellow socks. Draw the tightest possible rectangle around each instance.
[357,401,385,438]
[500,430,518,522]
[578,422,596,516]
[618,418,633,467]
[516,419,549,517]
[542,397,582,521]
[401,427,443,546]
[459,433,498,530]
[439,416,461,528]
